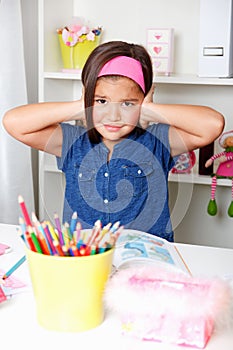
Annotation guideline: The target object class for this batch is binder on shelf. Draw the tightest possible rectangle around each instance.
[198,0,233,78]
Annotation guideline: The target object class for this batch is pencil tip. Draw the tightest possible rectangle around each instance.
[18,195,23,203]
[19,216,24,223]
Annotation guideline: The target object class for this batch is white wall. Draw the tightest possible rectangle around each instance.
[73,0,200,75]
[21,0,39,212]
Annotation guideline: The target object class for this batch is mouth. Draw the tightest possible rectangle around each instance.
[103,124,123,132]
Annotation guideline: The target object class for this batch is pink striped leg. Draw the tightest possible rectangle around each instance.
[211,176,217,200]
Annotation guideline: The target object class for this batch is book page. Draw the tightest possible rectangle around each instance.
[113,229,190,274]
[0,269,29,296]
[0,242,12,255]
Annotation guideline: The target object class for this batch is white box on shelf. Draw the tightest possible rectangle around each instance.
[147,28,174,76]
[198,0,233,78]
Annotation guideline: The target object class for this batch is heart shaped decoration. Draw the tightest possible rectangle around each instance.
[155,34,162,40]
[154,61,161,68]
[153,46,162,54]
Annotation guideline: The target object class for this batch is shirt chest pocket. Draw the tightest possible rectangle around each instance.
[123,163,154,197]
[76,165,97,199]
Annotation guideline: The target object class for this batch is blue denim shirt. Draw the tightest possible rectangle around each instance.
[57,123,177,241]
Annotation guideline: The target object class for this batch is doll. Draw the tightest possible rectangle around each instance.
[205,130,233,216]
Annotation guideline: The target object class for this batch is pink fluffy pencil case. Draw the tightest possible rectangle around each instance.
[104,265,232,348]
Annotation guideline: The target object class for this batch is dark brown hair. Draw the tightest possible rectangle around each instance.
[81,41,153,143]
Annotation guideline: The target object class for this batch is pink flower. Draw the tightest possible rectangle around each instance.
[76,25,89,37]
[69,24,82,32]
[62,28,78,47]
[86,31,95,41]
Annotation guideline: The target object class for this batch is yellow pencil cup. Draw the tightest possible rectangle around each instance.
[26,247,114,332]
[58,34,101,70]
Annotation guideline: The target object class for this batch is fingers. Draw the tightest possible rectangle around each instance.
[144,83,156,103]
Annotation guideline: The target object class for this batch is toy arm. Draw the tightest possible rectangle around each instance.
[205,151,226,168]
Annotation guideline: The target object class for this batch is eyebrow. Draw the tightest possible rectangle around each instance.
[94,94,140,102]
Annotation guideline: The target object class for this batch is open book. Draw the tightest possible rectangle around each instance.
[0,268,29,299]
[113,229,191,275]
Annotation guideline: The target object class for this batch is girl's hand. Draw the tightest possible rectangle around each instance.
[144,83,156,104]
[75,86,86,127]
[140,83,156,129]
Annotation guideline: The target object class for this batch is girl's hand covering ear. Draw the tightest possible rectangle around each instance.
[76,86,86,127]
[144,83,156,104]
[140,83,156,129]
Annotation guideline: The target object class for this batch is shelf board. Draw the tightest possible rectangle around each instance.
[44,71,233,86]
[44,164,62,173]
[169,173,231,187]
[154,73,233,86]
[44,71,82,80]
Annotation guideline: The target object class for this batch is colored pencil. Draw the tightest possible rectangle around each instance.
[28,227,43,254]
[37,233,51,255]
[110,221,120,234]
[69,244,79,256]
[95,222,112,243]
[18,195,32,227]
[53,240,65,256]
[98,243,107,254]
[2,255,26,280]
[87,219,101,246]
[32,213,53,255]
[25,231,36,251]
[54,213,65,246]
[70,211,78,233]
[64,222,72,241]
[46,221,59,242]
[19,216,26,235]
[90,244,97,255]
[72,222,81,244]
[42,222,57,255]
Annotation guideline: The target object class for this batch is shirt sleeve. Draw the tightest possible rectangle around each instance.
[56,123,84,171]
[147,123,178,171]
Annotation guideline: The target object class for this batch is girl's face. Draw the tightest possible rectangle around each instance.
[93,76,144,150]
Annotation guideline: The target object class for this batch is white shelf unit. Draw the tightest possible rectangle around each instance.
[44,71,233,85]
[38,0,233,223]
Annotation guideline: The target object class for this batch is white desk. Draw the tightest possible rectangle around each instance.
[0,223,233,350]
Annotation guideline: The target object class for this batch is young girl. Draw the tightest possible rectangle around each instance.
[3,41,224,242]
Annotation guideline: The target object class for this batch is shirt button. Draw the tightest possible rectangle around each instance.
[104,199,109,204]
[104,172,109,177]
[137,169,142,174]
[79,173,82,178]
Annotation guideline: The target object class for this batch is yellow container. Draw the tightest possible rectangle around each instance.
[58,34,101,70]
[26,247,114,332]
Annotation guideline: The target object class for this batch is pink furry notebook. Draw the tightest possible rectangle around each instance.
[105,265,232,348]
[0,286,7,303]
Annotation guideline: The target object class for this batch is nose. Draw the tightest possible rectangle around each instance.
[108,102,121,122]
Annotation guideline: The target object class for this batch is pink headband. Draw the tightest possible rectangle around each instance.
[98,56,145,93]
